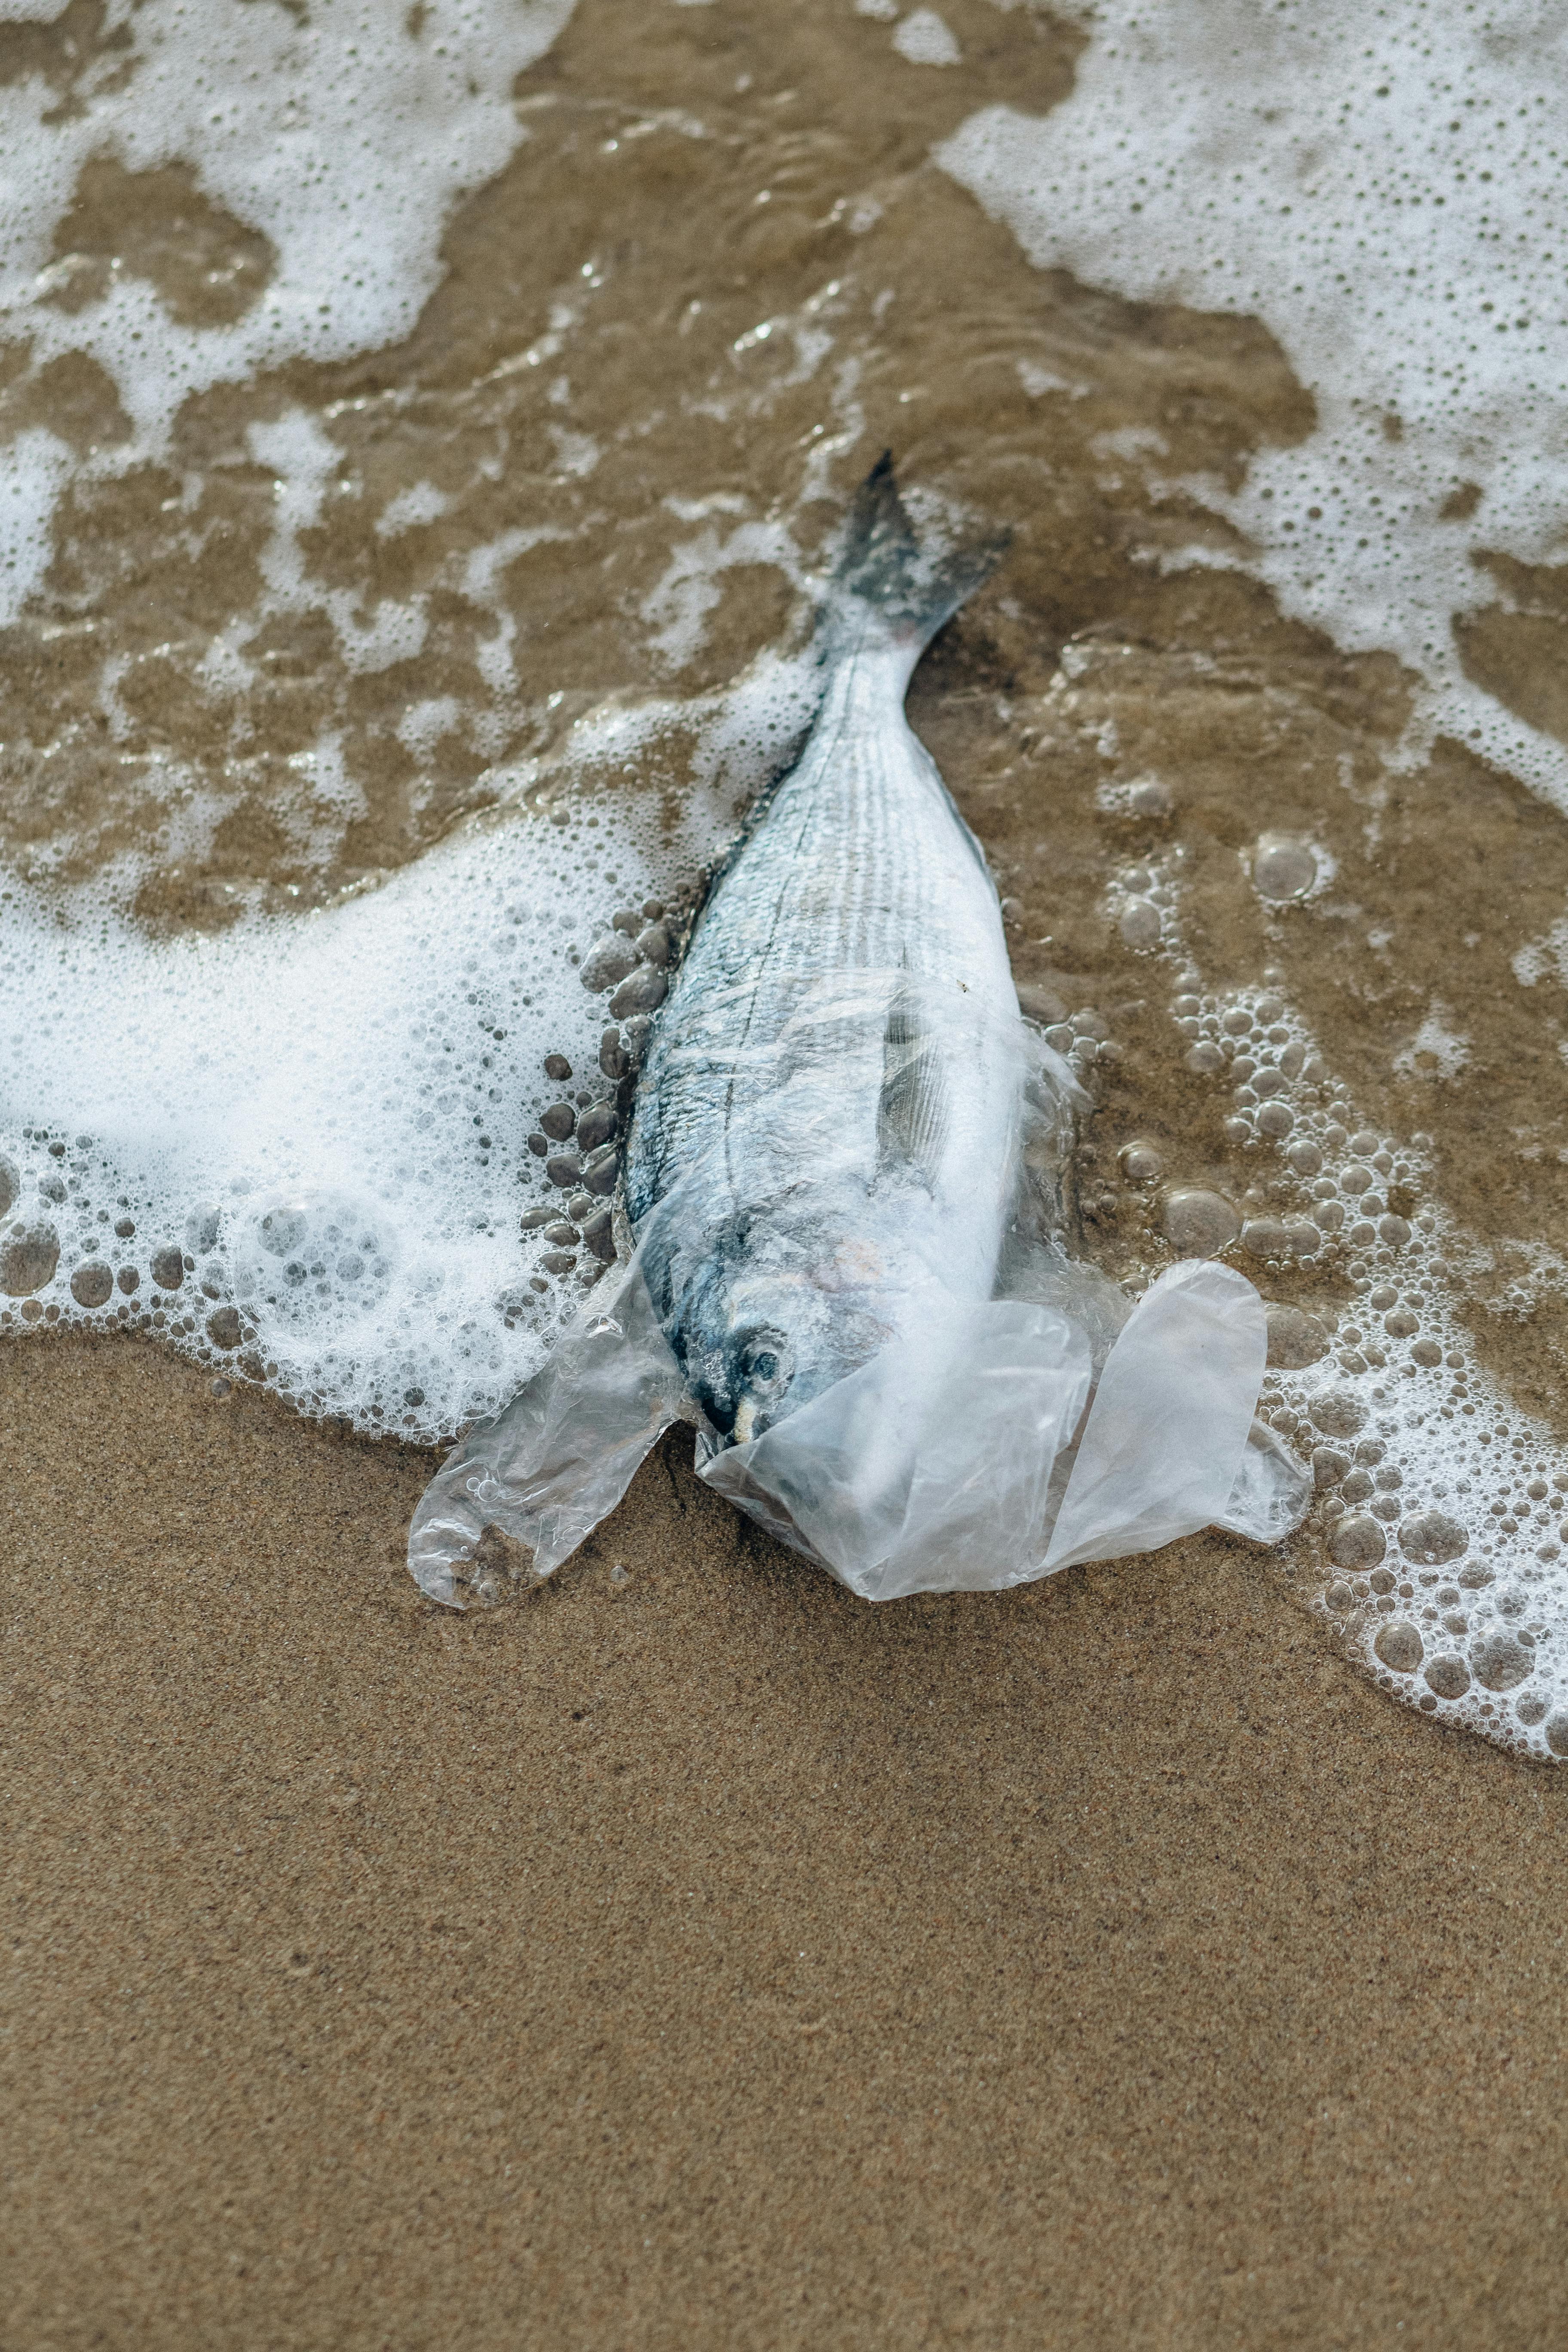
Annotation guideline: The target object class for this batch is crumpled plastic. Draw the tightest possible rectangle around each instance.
[407,1002,1311,1609]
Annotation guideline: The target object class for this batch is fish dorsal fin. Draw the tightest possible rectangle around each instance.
[877,989,949,1185]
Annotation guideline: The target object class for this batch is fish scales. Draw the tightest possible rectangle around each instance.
[626,470,1021,1445]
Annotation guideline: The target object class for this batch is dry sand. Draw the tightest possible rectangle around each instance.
[4,1326,1565,2349]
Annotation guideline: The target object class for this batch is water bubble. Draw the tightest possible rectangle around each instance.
[1118,1139,1164,1184]
[0,1221,60,1296]
[235,1191,396,1338]
[1425,1656,1471,1700]
[1265,1305,1327,1369]
[207,1307,242,1350]
[1119,899,1162,949]
[1252,833,1319,902]
[609,966,669,1020]
[1331,1512,1387,1569]
[0,1158,17,1219]
[575,1102,619,1152]
[69,1262,113,1309]
[1240,1216,1291,1260]
[150,1246,184,1290]
[1161,1186,1239,1256]
[1472,1631,1533,1693]
[1374,1620,1423,1673]
[1311,1390,1366,1439]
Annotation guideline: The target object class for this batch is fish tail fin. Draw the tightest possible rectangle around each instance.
[828,451,1009,654]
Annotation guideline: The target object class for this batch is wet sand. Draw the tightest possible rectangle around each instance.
[5,1326,1565,2349]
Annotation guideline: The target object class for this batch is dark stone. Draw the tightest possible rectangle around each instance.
[599,1027,628,1081]
[609,965,668,1020]
[545,1221,579,1246]
[634,921,672,968]
[575,1102,619,1152]
[540,1102,577,1141]
[540,1249,576,1275]
[579,934,640,992]
[546,1152,583,1190]
[520,1207,554,1231]
[580,1205,616,1263]
[543,1054,573,1081]
[527,1132,549,1158]
[579,1145,620,1197]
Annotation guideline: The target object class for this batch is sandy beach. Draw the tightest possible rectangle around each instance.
[5,1326,1564,2348]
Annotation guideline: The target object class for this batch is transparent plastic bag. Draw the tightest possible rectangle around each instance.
[408,985,1310,1608]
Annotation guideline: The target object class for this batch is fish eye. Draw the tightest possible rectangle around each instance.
[738,1330,790,1391]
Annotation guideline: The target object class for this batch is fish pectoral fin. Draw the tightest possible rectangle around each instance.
[876,993,950,1185]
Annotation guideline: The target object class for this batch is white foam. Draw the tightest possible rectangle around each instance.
[0,655,821,1438]
[940,0,1568,806]
[0,0,574,621]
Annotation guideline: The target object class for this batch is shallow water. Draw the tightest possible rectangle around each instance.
[5,0,1568,1754]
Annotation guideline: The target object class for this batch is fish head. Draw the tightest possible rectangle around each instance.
[672,1217,911,1446]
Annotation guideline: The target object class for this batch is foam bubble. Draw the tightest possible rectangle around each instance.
[0,0,573,623]
[940,0,1568,805]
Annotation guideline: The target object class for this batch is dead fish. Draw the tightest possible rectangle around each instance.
[407,458,1308,1609]
[624,452,1020,1447]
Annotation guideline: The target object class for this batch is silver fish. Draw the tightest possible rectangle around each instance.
[406,460,1307,1608]
[625,454,1022,1448]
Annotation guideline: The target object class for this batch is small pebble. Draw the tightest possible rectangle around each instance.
[609,966,668,1020]
[576,1102,619,1152]
[579,934,641,992]
[540,1102,577,1142]
[544,1054,573,1081]
[579,1146,620,1197]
